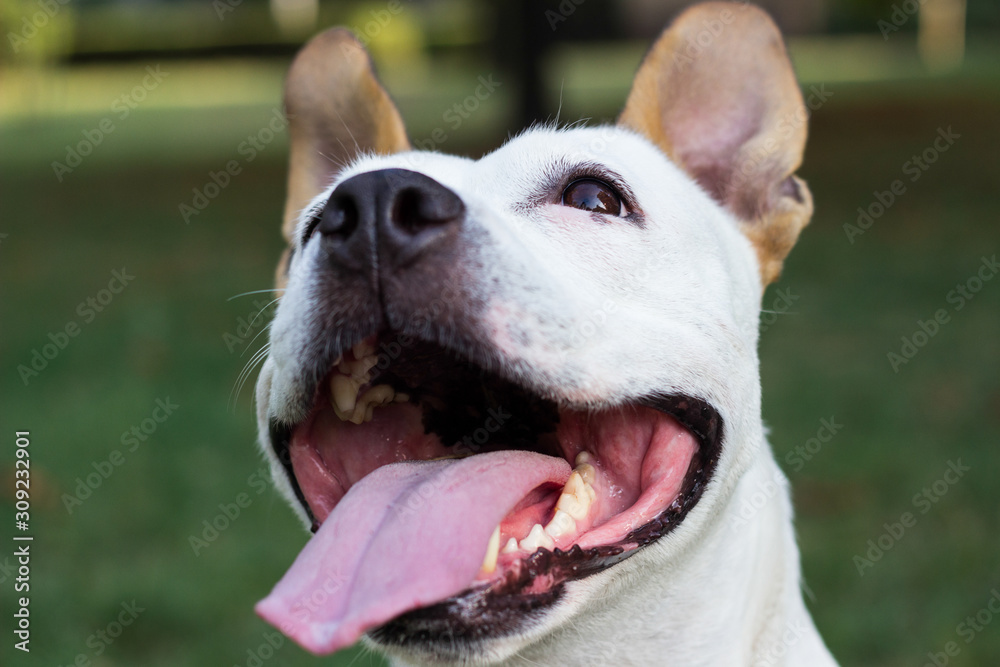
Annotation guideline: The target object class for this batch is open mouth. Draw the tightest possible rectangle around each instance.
[257,333,722,654]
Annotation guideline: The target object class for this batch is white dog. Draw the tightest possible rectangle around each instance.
[252,3,839,665]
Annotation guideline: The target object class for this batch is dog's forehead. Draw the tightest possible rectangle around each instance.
[479,126,669,180]
[331,126,679,203]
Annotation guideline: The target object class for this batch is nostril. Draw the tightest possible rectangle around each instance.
[392,186,464,235]
[318,195,359,239]
[393,189,427,235]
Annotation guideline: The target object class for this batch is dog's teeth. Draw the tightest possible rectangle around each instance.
[354,355,379,381]
[330,374,360,419]
[501,537,520,554]
[339,355,377,383]
[350,384,396,423]
[519,523,555,552]
[557,470,596,521]
[480,525,501,574]
[352,339,376,359]
[544,509,576,539]
[394,392,410,403]
[572,453,597,485]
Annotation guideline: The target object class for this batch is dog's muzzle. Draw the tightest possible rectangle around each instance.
[257,168,723,657]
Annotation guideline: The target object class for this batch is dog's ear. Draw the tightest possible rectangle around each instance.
[619,2,811,286]
[278,28,410,282]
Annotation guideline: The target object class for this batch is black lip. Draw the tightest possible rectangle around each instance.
[265,343,724,651]
[365,394,722,654]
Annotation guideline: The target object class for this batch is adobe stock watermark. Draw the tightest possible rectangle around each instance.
[545,0,586,30]
[729,417,844,531]
[188,465,272,555]
[921,588,1000,666]
[287,569,348,627]
[728,83,833,198]
[403,74,502,159]
[213,0,244,20]
[878,0,929,40]
[759,287,800,335]
[348,0,411,47]
[6,0,71,54]
[179,107,288,224]
[887,254,997,372]
[52,66,170,182]
[753,619,811,667]
[17,268,135,386]
[55,600,145,667]
[844,126,960,244]
[391,407,512,519]
[61,397,180,514]
[853,459,969,576]
[783,417,844,473]
[233,630,286,667]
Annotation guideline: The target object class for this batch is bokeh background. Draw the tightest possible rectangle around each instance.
[1,0,999,665]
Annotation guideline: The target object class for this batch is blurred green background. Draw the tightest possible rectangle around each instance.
[1,0,999,665]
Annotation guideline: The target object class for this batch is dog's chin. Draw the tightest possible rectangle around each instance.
[260,331,722,659]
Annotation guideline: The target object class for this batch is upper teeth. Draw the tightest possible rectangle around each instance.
[480,525,501,574]
[480,454,601,575]
[330,374,361,418]
[555,467,597,522]
[328,338,406,423]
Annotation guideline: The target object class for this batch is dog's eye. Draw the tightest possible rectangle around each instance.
[561,179,622,216]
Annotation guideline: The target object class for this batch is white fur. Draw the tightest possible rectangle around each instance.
[254,124,838,666]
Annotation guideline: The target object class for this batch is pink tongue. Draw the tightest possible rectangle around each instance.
[256,450,570,654]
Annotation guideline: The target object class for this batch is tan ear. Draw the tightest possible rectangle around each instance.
[278,28,410,282]
[619,2,812,286]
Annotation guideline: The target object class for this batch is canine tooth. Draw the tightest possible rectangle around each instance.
[519,523,555,552]
[501,537,519,554]
[481,526,501,574]
[544,509,576,539]
[394,393,410,403]
[330,374,360,419]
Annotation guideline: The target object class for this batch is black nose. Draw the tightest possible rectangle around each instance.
[316,168,465,272]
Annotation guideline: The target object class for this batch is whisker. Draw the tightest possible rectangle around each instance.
[247,297,281,330]
[227,288,285,301]
[230,343,271,413]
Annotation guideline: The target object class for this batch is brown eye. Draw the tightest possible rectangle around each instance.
[562,179,622,216]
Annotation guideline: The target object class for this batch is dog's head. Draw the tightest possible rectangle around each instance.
[253,3,811,663]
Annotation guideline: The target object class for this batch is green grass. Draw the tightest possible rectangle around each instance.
[1,66,999,666]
